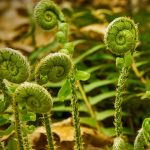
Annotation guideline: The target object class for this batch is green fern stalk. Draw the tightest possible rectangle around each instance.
[69,67,83,150]
[13,98,25,150]
[43,113,55,150]
[104,17,138,149]
[114,64,129,136]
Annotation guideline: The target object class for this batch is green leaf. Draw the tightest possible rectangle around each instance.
[0,123,14,136]
[75,70,90,81]
[74,44,105,64]
[102,127,134,137]
[116,57,124,70]
[124,51,133,68]
[146,80,150,91]
[21,112,36,122]
[8,137,18,150]
[0,115,10,126]
[52,104,88,113]
[146,91,150,99]
[96,110,129,121]
[58,79,71,101]
[89,91,116,105]
[80,117,97,128]
[96,110,115,121]
[136,60,149,67]
[84,79,116,93]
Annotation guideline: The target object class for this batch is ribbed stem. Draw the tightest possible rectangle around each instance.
[23,129,31,150]
[69,67,83,150]
[13,99,25,150]
[114,64,129,137]
[43,113,55,150]
[134,129,145,150]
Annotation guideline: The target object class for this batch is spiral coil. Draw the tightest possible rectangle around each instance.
[14,82,53,114]
[35,52,72,84]
[0,48,30,83]
[104,17,138,55]
[34,0,65,30]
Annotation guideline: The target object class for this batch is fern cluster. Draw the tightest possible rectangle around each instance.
[1,0,149,150]
[0,0,83,150]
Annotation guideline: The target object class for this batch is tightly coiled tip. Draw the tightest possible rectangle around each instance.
[0,48,30,83]
[14,82,53,114]
[104,17,138,55]
[35,52,72,84]
[34,0,65,30]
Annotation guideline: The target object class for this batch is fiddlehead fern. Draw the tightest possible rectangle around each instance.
[35,52,72,84]
[0,48,30,84]
[104,17,138,55]
[104,17,138,150]
[14,82,53,114]
[134,129,145,150]
[142,118,150,145]
[34,0,65,30]
[134,118,150,150]
[14,82,54,150]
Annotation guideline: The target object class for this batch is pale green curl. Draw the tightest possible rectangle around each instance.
[35,52,72,84]
[134,118,150,150]
[0,48,30,83]
[142,118,150,145]
[104,17,138,55]
[14,82,53,114]
[34,0,65,30]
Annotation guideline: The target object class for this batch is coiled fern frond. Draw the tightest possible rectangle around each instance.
[104,17,138,55]
[34,0,65,30]
[14,82,53,114]
[0,48,30,83]
[35,52,72,84]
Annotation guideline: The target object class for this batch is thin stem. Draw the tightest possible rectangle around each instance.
[114,64,129,137]
[132,58,146,84]
[77,81,101,131]
[43,113,55,150]
[13,99,25,150]
[1,80,25,150]
[134,129,145,150]
[69,67,83,150]
[22,126,31,150]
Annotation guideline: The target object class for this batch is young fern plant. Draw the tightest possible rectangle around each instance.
[14,82,54,150]
[34,0,68,44]
[60,43,84,150]
[104,17,138,149]
[0,48,30,150]
[134,118,150,150]
[34,47,84,150]
[34,1,84,149]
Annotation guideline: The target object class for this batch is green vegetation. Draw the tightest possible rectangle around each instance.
[0,0,150,150]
